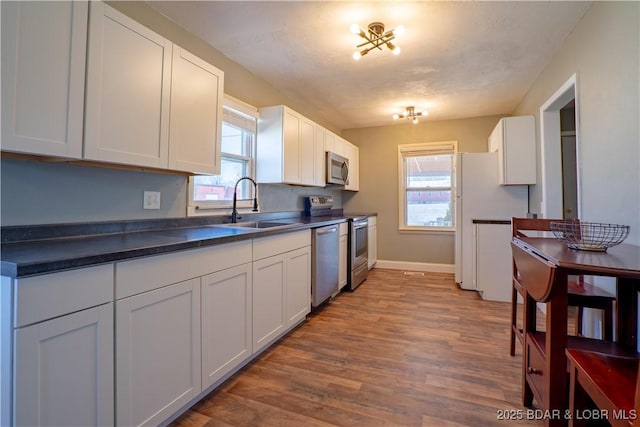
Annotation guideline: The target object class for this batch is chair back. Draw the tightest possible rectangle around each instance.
[511,217,581,239]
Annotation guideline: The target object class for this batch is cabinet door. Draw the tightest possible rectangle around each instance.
[314,125,327,186]
[282,110,301,183]
[344,143,360,191]
[368,224,378,269]
[168,46,224,174]
[201,264,252,389]
[116,278,201,427]
[475,223,513,302]
[14,303,114,426]
[252,254,286,352]
[299,117,316,185]
[85,2,171,168]
[285,247,311,327]
[339,234,348,288]
[1,1,87,158]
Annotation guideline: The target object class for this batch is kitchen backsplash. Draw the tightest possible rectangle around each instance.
[0,158,342,226]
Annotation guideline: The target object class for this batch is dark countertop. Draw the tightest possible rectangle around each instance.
[1,215,352,278]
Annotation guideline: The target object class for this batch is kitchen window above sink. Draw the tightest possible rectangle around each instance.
[188,95,258,216]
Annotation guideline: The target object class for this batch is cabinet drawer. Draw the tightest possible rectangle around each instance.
[253,230,311,261]
[116,241,251,299]
[525,336,545,403]
[14,264,113,327]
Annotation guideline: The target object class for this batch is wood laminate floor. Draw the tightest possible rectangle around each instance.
[171,268,543,427]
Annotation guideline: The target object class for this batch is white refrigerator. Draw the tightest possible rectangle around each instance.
[454,152,529,294]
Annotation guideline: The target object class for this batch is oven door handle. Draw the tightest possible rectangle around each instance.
[353,223,368,230]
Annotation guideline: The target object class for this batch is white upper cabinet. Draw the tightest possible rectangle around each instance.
[314,124,327,186]
[257,105,324,187]
[84,2,172,168]
[84,2,224,173]
[488,116,536,185]
[1,1,88,158]
[344,141,359,191]
[168,46,224,174]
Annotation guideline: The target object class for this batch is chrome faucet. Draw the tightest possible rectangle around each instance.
[231,176,259,223]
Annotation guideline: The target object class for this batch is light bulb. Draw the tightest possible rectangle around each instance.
[392,45,401,55]
[392,114,400,120]
[412,117,419,124]
[350,24,360,35]
[352,51,362,61]
[393,25,405,37]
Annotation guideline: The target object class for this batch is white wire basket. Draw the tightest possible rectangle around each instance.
[550,221,630,251]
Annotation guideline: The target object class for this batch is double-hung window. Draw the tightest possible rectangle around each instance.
[398,141,457,231]
[188,95,258,215]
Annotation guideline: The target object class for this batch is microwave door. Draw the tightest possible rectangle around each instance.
[341,161,349,184]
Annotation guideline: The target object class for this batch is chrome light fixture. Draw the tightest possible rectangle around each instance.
[393,106,426,124]
[351,22,404,60]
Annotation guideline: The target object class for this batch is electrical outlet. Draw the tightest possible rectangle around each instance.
[143,191,161,210]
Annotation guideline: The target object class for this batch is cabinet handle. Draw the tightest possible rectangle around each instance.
[527,367,542,376]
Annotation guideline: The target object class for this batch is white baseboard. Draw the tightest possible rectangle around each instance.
[374,260,455,274]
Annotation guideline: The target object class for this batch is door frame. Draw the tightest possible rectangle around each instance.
[539,73,581,219]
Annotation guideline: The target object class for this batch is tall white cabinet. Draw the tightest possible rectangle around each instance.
[1,1,88,158]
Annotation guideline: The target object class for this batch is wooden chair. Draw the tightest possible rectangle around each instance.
[509,217,615,356]
[567,348,639,427]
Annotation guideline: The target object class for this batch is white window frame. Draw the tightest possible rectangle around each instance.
[187,95,259,217]
[398,141,457,233]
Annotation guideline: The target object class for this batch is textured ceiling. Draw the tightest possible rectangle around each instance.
[147,1,591,130]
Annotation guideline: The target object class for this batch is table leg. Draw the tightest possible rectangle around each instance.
[617,278,639,349]
[546,272,568,427]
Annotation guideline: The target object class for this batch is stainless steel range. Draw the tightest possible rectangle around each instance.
[346,215,368,290]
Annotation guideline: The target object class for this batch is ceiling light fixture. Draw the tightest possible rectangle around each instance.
[393,106,426,124]
[351,22,404,60]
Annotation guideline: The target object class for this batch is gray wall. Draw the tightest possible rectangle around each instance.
[512,1,639,245]
[342,115,505,265]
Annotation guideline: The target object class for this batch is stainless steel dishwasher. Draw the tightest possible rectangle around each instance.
[311,224,339,307]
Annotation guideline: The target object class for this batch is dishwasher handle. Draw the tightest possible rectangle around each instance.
[316,227,337,235]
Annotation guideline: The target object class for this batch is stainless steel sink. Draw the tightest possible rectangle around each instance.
[216,220,302,230]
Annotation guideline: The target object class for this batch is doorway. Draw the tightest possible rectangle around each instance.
[539,74,580,219]
[560,100,578,219]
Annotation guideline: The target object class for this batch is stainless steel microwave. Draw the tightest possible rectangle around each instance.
[326,151,349,185]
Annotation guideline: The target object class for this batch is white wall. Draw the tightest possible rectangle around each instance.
[513,1,640,245]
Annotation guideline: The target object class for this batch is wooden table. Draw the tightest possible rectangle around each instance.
[511,237,640,426]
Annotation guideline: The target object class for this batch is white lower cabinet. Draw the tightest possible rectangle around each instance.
[285,247,312,327]
[338,222,348,289]
[252,254,287,352]
[368,216,378,269]
[201,263,252,389]
[252,230,311,353]
[116,278,201,427]
[14,303,114,427]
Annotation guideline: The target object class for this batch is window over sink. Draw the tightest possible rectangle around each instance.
[398,141,457,232]
[188,95,258,216]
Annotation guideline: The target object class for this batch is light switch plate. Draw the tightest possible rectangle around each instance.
[143,191,161,209]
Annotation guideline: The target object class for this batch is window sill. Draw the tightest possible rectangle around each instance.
[398,226,455,235]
